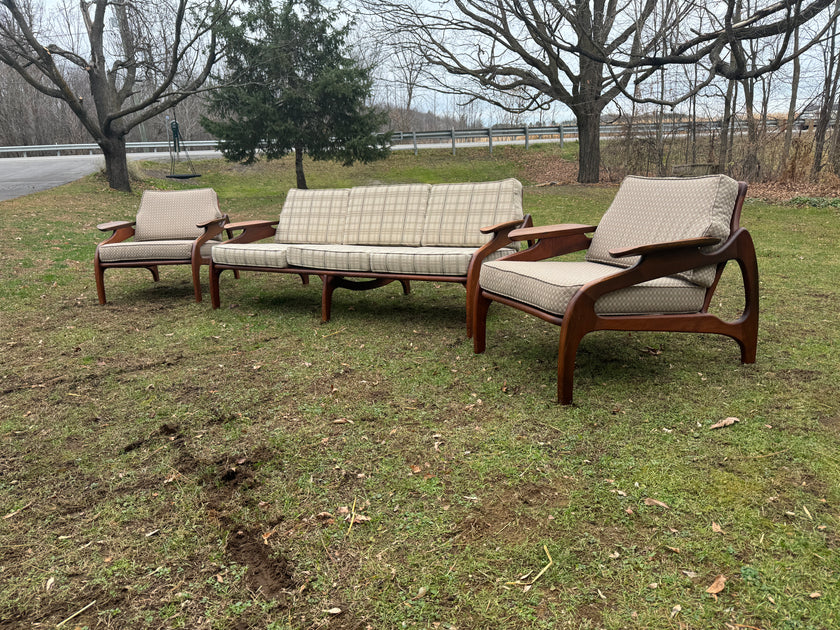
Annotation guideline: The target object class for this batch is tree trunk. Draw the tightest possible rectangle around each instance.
[294,145,307,189]
[101,135,131,192]
[576,110,601,183]
[781,27,801,176]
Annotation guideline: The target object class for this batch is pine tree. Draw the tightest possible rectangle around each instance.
[202,0,389,188]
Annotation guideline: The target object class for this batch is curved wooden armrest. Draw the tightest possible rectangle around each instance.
[224,219,279,231]
[508,223,597,241]
[609,236,720,258]
[97,220,135,232]
[197,216,229,230]
[479,218,528,234]
[217,219,279,245]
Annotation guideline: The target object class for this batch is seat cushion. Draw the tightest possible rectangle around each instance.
[422,179,524,247]
[368,246,517,276]
[286,244,374,272]
[212,243,292,268]
[585,175,739,287]
[274,188,350,244]
[342,184,431,246]
[480,260,707,316]
[134,188,222,241]
[98,239,217,263]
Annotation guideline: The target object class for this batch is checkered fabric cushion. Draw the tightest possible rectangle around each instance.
[585,175,739,287]
[368,246,517,276]
[212,243,292,268]
[343,184,431,246]
[286,244,374,272]
[274,188,351,244]
[422,179,524,247]
[98,240,217,262]
[480,260,706,316]
[134,188,222,241]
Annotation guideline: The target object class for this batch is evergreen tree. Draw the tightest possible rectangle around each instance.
[202,0,389,188]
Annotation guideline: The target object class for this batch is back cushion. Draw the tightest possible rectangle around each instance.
[343,184,431,246]
[585,175,739,287]
[135,188,222,241]
[275,188,350,244]
[422,178,523,247]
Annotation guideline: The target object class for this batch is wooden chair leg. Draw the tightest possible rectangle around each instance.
[472,292,492,354]
[192,262,203,303]
[148,265,160,282]
[298,273,309,286]
[399,279,411,294]
[209,264,222,309]
[556,316,589,405]
[94,257,107,305]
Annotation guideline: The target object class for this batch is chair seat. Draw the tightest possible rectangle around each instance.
[480,260,707,316]
[98,239,218,263]
[212,243,292,268]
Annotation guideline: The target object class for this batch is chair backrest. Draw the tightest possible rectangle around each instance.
[585,175,740,287]
[274,188,351,244]
[134,188,222,241]
[421,178,524,247]
[343,184,432,246]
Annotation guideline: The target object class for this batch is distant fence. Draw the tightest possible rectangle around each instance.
[0,120,776,158]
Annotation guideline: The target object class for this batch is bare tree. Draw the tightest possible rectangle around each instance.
[0,0,232,191]
[361,0,839,183]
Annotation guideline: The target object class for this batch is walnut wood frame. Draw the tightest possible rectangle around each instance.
[208,215,533,335]
[94,215,235,304]
[473,181,758,404]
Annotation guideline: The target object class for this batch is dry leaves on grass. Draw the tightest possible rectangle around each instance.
[710,417,740,429]
[644,498,670,509]
[706,574,727,600]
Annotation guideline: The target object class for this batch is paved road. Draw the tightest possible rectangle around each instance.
[0,151,222,202]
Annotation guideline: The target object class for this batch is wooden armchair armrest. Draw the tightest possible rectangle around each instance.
[479,218,529,234]
[609,236,720,259]
[217,219,279,245]
[97,220,135,232]
[509,223,597,242]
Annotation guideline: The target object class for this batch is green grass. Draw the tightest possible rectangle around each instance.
[1,144,839,629]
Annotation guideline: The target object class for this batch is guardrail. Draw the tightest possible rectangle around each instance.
[0,119,776,158]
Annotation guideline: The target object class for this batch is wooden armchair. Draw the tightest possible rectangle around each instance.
[473,175,758,404]
[94,188,233,304]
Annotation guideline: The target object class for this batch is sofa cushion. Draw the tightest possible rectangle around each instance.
[98,240,217,262]
[342,184,431,246]
[422,178,523,247]
[585,175,738,287]
[212,243,292,268]
[274,188,350,244]
[368,246,517,276]
[134,188,222,241]
[286,244,374,272]
[480,260,706,316]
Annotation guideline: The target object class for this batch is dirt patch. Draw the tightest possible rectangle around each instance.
[226,529,295,599]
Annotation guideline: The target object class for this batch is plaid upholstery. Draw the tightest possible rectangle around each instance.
[212,243,291,268]
[585,175,739,287]
[481,260,706,316]
[134,188,222,241]
[286,244,373,272]
[422,179,524,247]
[98,240,217,262]
[369,246,516,276]
[343,184,431,246]
[274,188,350,244]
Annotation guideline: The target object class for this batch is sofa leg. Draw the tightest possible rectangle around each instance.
[148,265,160,282]
[473,292,492,354]
[321,275,336,322]
[209,263,222,309]
[399,280,411,294]
[299,273,310,286]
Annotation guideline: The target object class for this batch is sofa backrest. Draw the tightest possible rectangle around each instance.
[343,184,432,246]
[274,188,351,244]
[135,188,222,241]
[585,175,739,287]
[421,178,524,247]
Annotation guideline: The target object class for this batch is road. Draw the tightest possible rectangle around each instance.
[0,151,222,202]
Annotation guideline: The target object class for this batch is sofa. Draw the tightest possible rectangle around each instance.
[208,178,531,334]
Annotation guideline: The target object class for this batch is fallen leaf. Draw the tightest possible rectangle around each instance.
[682,570,700,578]
[45,577,55,591]
[666,546,680,553]
[710,417,739,429]
[712,522,724,534]
[644,498,670,509]
[706,574,727,597]
[670,604,682,618]
[325,607,342,615]
[810,592,822,599]
[609,551,620,559]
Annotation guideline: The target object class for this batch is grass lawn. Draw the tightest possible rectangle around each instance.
[1,145,838,629]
